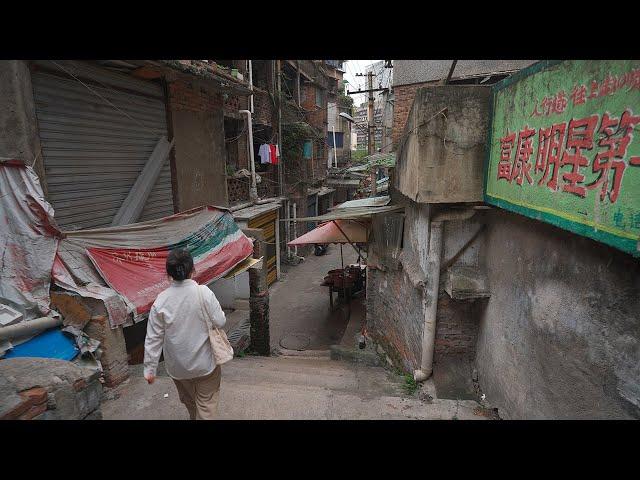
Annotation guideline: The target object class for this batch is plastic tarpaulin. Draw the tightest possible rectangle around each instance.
[55,206,254,326]
[288,219,370,246]
[0,159,60,320]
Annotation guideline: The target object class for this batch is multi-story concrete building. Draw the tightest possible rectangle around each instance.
[353,101,383,151]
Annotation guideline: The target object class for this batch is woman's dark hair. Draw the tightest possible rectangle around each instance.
[166,248,194,281]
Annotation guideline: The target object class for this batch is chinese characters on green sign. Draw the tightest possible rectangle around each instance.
[484,60,640,257]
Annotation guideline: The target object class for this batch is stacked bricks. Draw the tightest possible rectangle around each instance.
[434,290,481,360]
[1,387,49,420]
[168,79,223,113]
[84,315,129,387]
[366,266,423,372]
[227,177,250,204]
[392,82,431,150]
[223,94,241,115]
[51,291,129,388]
[366,261,481,372]
[0,358,103,420]
[252,88,274,127]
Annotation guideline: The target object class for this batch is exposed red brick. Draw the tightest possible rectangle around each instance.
[18,402,47,420]
[20,387,48,405]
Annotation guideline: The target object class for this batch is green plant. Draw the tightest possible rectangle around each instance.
[352,149,369,163]
[402,374,419,395]
[235,350,246,358]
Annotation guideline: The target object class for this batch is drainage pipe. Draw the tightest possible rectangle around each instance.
[239,110,258,201]
[248,60,254,114]
[0,316,63,341]
[292,202,298,256]
[414,208,476,382]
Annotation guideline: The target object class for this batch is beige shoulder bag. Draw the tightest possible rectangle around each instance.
[197,285,234,365]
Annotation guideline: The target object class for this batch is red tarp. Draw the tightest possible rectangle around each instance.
[55,206,254,327]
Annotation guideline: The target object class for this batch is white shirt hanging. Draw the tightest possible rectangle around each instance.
[258,143,271,164]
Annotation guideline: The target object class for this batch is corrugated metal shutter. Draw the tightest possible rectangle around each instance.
[31,60,174,230]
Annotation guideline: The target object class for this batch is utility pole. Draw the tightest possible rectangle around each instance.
[351,71,388,197]
[367,71,377,197]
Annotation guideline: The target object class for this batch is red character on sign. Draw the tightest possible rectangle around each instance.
[599,75,617,97]
[630,69,640,91]
[510,126,536,185]
[541,96,554,116]
[498,132,516,181]
[560,115,599,197]
[535,122,567,190]
[570,84,587,106]
[554,91,568,114]
[588,80,599,99]
[587,109,640,203]
[531,102,543,117]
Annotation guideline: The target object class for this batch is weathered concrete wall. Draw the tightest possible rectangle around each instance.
[0,60,47,190]
[367,200,483,373]
[0,61,40,163]
[395,85,490,204]
[475,209,640,419]
[168,79,229,210]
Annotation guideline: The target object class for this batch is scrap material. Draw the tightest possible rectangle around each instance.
[58,206,254,322]
[0,159,60,320]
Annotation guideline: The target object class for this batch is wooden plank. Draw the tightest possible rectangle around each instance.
[111,136,174,226]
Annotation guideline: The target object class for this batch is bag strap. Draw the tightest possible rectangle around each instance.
[196,284,213,333]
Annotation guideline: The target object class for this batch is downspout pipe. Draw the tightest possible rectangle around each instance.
[414,208,477,382]
[248,60,254,114]
[239,109,258,201]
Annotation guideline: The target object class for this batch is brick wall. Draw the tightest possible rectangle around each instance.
[367,266,423,372]
[167,77,229,209]
[168,79,223,112]
[366,200,482,373]
[434,291,481,360]
[228,177,250,204]
[392,82,431,149]
[253,88,274,127]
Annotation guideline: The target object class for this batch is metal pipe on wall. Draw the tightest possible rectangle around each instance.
[414,208,477,382]
[248,60,254,114]
[239,110,258,201]
[292,202,298,256]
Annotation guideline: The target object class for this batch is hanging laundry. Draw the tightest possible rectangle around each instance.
[303,140,313,159]
[269,144,278,165]
[258,144,271,164]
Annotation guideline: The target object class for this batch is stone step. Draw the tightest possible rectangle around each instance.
[218,381,484,420]
[276,348,332,360]
[101,367,486,421]
[223,356,407,396]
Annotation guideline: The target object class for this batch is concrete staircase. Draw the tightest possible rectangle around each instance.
[101,353,488,420]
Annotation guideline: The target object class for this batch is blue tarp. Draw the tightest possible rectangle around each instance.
[4,328,79,361]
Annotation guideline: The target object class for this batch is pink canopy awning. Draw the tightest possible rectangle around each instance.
[288,219,369,246]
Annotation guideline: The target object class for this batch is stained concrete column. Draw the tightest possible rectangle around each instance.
[0,60,47,192]
[243,228,270,356]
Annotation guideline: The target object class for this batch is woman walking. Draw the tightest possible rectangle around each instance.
[143,248,227,420]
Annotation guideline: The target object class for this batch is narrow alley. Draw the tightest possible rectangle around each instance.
[1,58,639,423]
[101,249,489,420]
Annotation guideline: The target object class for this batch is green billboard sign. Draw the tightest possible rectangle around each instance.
[484,60,640,257]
